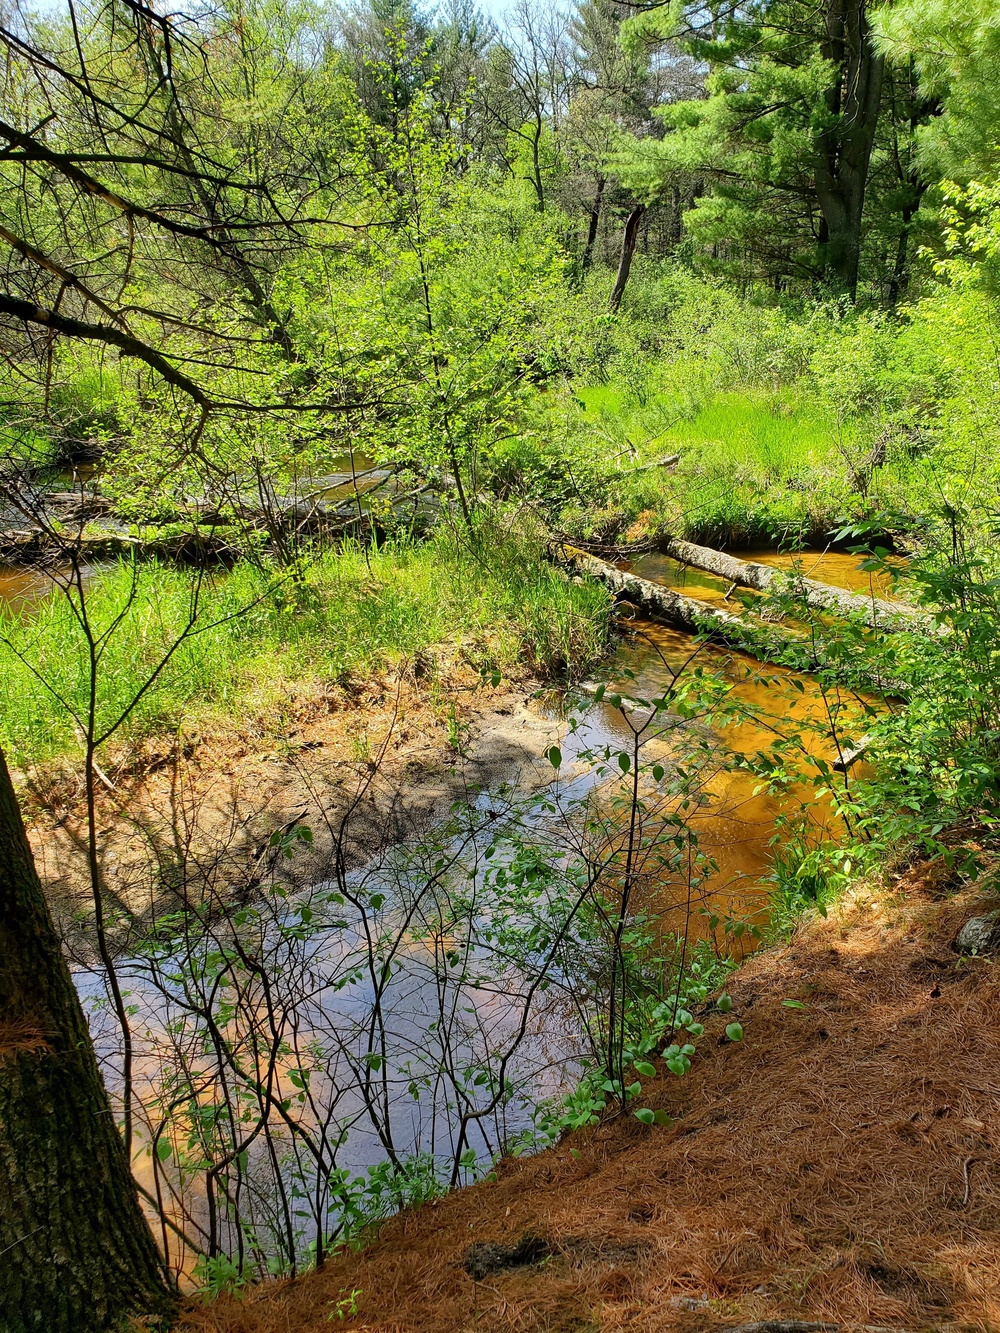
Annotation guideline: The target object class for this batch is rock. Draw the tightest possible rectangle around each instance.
[953,912,1000,956]
[669,1294,709,1311]
[463,1233,550,1280]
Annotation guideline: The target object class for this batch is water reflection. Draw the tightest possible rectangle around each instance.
[0,564,57,614]
[77,791,589,1278]
[561,617,867,931]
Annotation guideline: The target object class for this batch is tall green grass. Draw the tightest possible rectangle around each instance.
[654,393,852,546]
[661,393,845,473]
[0,523,611,766]
[566,384,856,548]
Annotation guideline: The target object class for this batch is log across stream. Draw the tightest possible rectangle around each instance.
[558,542,913,698]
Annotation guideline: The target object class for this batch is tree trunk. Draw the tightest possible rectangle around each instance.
[887,198,917,307]
[814,0,885,297]
[886,59,931,307]
[580,176,605,273]
[531,115,545,213]
[0,747,173,1333]
[608,204,645,313]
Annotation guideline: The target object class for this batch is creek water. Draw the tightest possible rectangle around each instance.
[67,547,888,1274]
[0,564,57,613]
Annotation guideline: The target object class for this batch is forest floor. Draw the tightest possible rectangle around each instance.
[20,652,562,944]
[179,856,1000,1333]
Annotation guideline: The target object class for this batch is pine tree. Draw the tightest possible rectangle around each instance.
[875,0,1000,183]
[614,0,897,295]
[0,748,174,1331]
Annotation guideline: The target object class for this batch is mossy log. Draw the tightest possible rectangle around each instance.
[560,546,798,656]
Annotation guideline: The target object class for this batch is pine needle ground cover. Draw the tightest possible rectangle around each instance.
[179,864,1000,1333]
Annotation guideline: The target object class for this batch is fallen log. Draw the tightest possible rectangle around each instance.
[663,538,921,632]
[559,544,909,698]
[831,736,871,771]
[561,546,799,658]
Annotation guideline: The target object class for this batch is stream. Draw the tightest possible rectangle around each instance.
[59,547,888,1274]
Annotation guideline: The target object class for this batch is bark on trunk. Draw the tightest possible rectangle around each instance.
[663,538,922,631]
[608,204,645,313]
[581,176,605,274]
[0,747,172,1333]
[814,0,885,297]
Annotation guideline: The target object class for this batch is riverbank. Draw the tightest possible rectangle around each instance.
[24,648,567,941]
[178,859,1000,1333]
[0,523,611,770]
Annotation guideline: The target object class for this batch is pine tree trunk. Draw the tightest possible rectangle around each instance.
[814,0,884,297]
[0,747,173,1333]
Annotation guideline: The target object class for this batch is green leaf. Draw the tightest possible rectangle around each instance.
[633,1060,656,1078]
[156,1138,171,1162]
[548,746,562,768]
[652,764,664,782]
[634,1107,655,1125]
[652,1109,672,1126]
[781,999,807,1010]
[725,1022,744,1042]
[618,751,631,773]
[716,992,733,1013]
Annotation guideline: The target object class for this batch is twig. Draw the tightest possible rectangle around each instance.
[962,1154,974,1206]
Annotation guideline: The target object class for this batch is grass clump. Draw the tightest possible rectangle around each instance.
[0,520,612,767]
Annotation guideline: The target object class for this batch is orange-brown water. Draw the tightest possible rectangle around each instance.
[0,564,56,613]
[746,547,907,598]
[571,616,869,941]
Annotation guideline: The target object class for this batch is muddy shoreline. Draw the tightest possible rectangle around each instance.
[21,654,565,955]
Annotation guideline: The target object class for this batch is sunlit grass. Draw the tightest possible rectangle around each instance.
[568,381,856,547]
[660,393,845,475]
[0,522,612,766]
